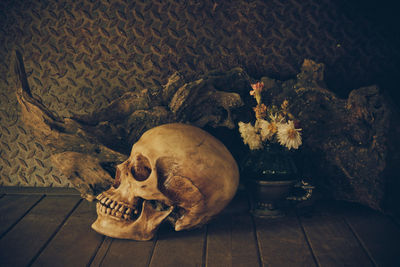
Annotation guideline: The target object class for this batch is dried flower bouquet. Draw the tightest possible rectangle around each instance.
[238,82,302,150]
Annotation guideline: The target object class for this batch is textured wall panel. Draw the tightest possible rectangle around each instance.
[0,0,399,187]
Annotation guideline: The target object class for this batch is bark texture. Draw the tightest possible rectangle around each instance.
[258,60,399,212]
[15,51,399,213]
[14,51,245,200]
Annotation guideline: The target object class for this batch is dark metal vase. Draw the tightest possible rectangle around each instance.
[242,144,313,218]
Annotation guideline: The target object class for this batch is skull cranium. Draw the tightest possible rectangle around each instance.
[91,123,239,240]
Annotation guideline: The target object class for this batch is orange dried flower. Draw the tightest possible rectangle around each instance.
[251,82,264,93]
[250,82,264,105]
[253,103,267,119]
[281,100,289,110]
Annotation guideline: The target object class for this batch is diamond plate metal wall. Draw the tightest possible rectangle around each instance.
[0,0,399,187]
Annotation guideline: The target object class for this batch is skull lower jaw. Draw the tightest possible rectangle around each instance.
[92,200,173,241]
[91,214,143,240]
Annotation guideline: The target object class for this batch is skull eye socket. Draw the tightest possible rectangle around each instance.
[131,154,152,181]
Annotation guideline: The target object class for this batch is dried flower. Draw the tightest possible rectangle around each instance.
[277,120,302,150]
[250,82,264,95]
[255,119,269,141]
[239,81,302,150]
[253,103,267,119]
[281,100,289,110]
[238,122,263,150]
[250,82,264,105]
[281,100,289,116]
[256,117,279,141]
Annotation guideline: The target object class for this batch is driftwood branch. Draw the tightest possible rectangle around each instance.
[14,51,245,200]
[259,59,399,212]
[16,49,398,213]
[15,51,127,200]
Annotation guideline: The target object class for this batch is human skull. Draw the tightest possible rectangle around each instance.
[91,123,239,240]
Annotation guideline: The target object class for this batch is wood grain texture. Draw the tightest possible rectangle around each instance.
[149,224,206,267]
[0,187,80,195]
[0,194,43,237]
[90,237,113,267]
[0,193,399,266]
[0,195,80,266]
[343,204,400,267]
[206,215,232,267]
[31,200,103,267]
[206,213,260,267]
[299,209,373,267]
[255,211,316,267]
[98,238,156,267]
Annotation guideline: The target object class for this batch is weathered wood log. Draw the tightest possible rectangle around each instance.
[169,68,246,129]
[15,49,399,214]
[15,51,128,200]
[14,51,245,200]
[258,59,400,213]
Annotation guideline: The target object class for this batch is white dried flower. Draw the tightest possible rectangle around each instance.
[255,113,282,141]
[255,119,272,141]
[238,122,263,150]
[277,120,302,150]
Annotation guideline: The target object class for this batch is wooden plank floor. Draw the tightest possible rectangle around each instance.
[0,191,399,267]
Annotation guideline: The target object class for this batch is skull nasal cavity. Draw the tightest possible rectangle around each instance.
[113,168,121,189]
[131,154,152,181]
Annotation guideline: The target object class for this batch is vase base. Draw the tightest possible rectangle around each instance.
[251,203,286,218]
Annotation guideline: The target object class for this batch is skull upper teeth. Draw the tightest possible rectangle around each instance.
[118,205,125,213]
[96,194,139,221]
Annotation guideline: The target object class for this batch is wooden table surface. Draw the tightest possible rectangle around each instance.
[0,190,399,267]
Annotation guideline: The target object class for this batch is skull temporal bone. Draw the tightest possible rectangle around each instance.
[91,123,239,240]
